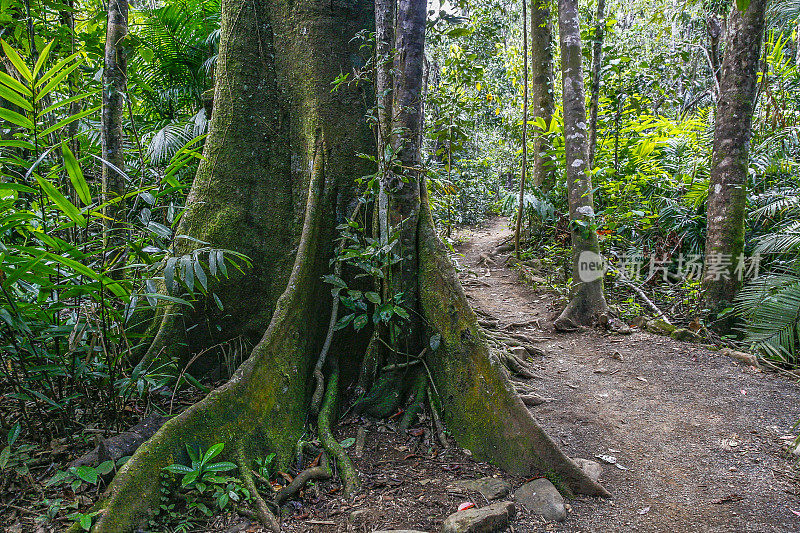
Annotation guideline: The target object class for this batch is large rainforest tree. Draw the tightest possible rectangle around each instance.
[82,0,608,529]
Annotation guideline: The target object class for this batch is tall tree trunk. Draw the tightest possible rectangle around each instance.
[586,0,605,169]
[514,0,529,257]
[530,0,556,189]
[703,0,767,320]
[385,0,426,352]
[101,0,128,247]
[83,0,608,528]
[554,0,608,330]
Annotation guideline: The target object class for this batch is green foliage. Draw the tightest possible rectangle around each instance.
[154,443,251,530]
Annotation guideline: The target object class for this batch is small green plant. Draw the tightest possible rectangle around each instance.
[47,459,117,492]
[153,443,248,530]
[163,442,237,489]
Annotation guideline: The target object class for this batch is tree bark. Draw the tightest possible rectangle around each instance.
[586,0,605,169]
[530,0,555,189]
[101,0,128,246]
[139,0,374,370]
[514,0,529,257]
[703,0,767,319]
[555,0,608,330]
[385,0,426,352]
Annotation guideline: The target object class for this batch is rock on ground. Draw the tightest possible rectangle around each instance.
[441,501,516,533]
[573,458,603,482]
[449,476,511,500]
[514,478,566,522]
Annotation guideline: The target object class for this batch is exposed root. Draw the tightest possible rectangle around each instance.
[318,363,360,497]
[238,451,280,533]
[399,370,428,432]
[275,453,331,506]
[354,426,367,457]
[428,389,449,448]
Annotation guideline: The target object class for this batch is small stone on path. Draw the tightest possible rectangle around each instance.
[514,478,567,522]
[441,501,516,533]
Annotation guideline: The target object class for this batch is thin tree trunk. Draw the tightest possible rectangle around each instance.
[514,0,529,257]
[555,0,608,330]
[386,0,426,351]
[587,0,605,169]
[101,0,128,246]
[703,0,767,319]
[530,0,555,189]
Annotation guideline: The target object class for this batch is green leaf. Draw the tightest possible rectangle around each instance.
[34,173,86,227]
[186,444,200,463]
[0,70,32,97]
[182,469,199,487]
[37,89,99,118]
[79,514,92,531]
[181,255,194,292]
[323,274,347,288]
[95,460,114,475]
[353,313,369,331]
[333,313,355,331]
[62,143,91,205]
[35,60,83,103]
[203,461,236,472]
[0,446,10,470]
[164,257,178,293]
[32,40,54,80]
[39,105,100,138]
[36,51,80,88]
[7,423,20,447]
[0,106,33,130]
[75,465,98,484]
[339,437,356,448]
[194,258,207,290]
[147,221,172,239]
[1,40,32,83]
[203,443,224,463]
[364,291,381,304]
[23,248,128,298]
[0,82,32,111]
[736,0,751,10]
[163,464,193,474]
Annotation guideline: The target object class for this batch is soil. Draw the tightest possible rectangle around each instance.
[6,216,800,533]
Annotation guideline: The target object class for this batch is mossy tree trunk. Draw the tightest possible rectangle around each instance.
[101,0,127,247]
[555,0,608,330]
[703,0,766,320]
[140,0,373,371]
[530,0,556,190]
[88,0,608,529]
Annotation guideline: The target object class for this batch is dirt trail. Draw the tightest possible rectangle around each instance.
[454,216,800,532]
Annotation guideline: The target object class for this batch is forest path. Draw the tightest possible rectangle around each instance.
[453,216,800,532]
